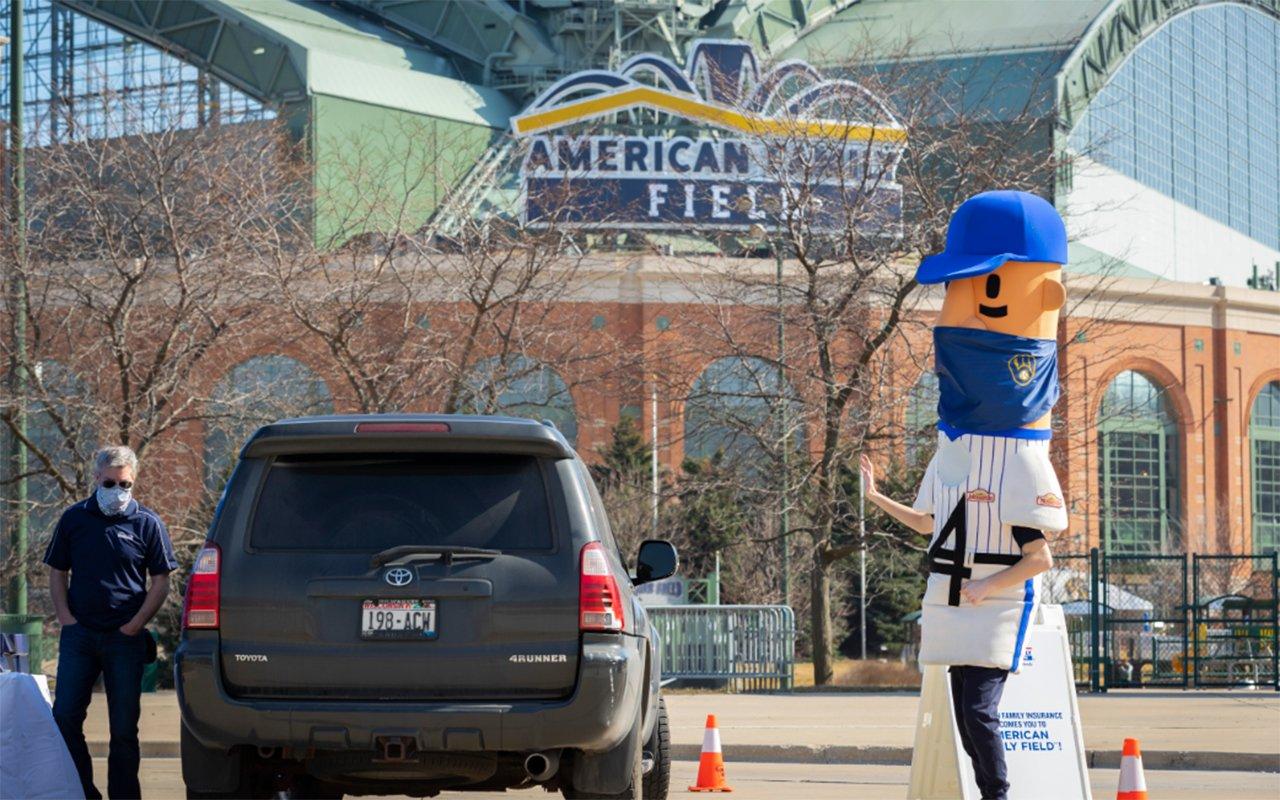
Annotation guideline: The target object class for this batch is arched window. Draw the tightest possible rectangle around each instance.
[460,355,578,444]
[906,370,940,466]
[1250,381,1280,554]
[683,356,801,467]
[1097,370,1182,553]
[204,356,333,490]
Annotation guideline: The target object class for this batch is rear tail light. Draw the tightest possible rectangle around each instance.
[182,544,221,630]
[579,542,624,633]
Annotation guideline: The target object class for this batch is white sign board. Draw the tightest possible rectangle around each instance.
[635,576,687,606]
[907,604,1091,800]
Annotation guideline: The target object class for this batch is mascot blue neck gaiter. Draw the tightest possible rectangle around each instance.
[933,326,1059,440]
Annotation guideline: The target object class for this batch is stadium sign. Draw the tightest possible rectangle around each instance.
[510,40,906,232]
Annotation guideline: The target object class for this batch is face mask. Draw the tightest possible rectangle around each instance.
[933,326,1060,438]
[96,485,133,516]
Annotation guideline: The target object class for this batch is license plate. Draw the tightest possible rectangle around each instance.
[361,599,437,640]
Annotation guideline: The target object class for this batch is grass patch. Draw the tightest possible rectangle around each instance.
[793,658,921,688]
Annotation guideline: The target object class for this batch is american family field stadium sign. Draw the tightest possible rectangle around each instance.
[510,39,907,232]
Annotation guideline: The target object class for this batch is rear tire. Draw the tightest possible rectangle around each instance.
[182,769,259,799]
[184,774,256,800]
[281,775,345,799]
[642,698,670,800]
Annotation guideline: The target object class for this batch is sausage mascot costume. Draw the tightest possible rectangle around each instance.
[902,190,1069,800]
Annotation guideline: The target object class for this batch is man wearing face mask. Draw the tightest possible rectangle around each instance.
[44,445,178,800]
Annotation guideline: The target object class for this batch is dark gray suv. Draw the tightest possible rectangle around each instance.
[176,415,676,799]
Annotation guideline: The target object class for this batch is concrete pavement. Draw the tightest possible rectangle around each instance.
[108,758,1280,799]
[94,690,1280,771]
[662,690,1280,771]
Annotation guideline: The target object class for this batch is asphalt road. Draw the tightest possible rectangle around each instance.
[114,758,1280,799]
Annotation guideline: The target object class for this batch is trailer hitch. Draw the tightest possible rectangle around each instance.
[373,736,418,763]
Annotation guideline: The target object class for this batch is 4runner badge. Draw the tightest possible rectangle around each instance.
[509,654,569,664]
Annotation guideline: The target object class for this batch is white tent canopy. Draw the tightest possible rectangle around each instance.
[1041,567,1155,614]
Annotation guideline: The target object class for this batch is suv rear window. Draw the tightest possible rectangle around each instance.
[249,453,553,551]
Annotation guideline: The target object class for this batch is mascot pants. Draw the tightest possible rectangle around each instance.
[949,665,1010,800]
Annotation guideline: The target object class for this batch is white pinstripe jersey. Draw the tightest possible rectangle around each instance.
[913,431,1068,556]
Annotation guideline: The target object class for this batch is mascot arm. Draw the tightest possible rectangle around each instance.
[960,537,1053,605]
[862,454,934,535]
[868,489,934,535]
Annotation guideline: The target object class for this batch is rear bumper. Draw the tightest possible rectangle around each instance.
[176,632,644,754]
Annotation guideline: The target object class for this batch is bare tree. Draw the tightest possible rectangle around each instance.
[665,38,1085,684]
[263,118,631,425]
[1,102,307,617]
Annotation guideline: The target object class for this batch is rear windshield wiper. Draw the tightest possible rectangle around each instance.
[371,545,501,569]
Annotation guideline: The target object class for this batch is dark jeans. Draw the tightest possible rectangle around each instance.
[52,624,147,800]
[949,665,1010,800]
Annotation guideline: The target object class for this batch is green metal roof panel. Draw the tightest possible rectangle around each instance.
[217,0,454,72]
[780,0,1110,63]
[1066,242,1163,280]
[308,54,515,127]
[211,0,515,128]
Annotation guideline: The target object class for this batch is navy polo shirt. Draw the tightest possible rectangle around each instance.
[43,496,179,631]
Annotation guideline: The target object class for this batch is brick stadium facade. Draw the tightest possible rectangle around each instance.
[81,254,1277,558]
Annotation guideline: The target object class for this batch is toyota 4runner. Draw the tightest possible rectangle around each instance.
[176,415,676,799]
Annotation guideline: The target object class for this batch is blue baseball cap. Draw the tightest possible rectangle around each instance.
[916,190,1067,285]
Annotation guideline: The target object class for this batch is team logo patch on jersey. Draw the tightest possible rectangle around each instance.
[1007,353,1037,387]
[1036,492,1063,509]
[966,488,995,503]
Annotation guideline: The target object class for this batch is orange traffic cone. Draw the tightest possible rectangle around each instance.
[688,714,733,792]
[1116,738,1148,800]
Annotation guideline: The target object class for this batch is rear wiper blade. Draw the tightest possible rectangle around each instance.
[370,545,501,569]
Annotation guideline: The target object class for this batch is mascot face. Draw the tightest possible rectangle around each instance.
[916,191,1070,435]
[937,260,1065,341]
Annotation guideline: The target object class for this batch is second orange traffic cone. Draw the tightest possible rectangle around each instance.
[1116,738,1148,800]
[688,714,733,792]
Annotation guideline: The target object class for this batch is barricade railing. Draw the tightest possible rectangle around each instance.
[647,604,795,691]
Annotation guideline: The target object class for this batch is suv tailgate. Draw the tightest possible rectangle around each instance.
[218,452,580,700]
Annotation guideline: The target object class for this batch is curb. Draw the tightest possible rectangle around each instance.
[671,743,912,766]
[90,741,180,759]
[96,741,1280,773]
[668,743,1279,773]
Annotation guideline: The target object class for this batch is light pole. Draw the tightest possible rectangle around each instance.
[740,194,790,608]
[772,233,789,609]
[859,473,867,660]
[651,378,659,539]
[6,0,29,618]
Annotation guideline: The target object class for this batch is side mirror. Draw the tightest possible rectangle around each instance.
[634,540,678,585]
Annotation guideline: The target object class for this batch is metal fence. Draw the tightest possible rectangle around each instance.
[647,604,795,691]
[1046,550,1278,691]
[1192,555,1279,688]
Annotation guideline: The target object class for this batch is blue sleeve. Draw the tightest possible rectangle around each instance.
[42,510,73,571]
[145,517,179,575]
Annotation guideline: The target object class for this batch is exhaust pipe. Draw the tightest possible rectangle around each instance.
[523,750,561,782]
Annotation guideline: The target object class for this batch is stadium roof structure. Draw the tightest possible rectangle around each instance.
[53,0,1280,247]
[59,0,520,126]
[764,0,1109,60]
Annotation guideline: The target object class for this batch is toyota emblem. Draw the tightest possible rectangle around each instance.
[384,567,414,587]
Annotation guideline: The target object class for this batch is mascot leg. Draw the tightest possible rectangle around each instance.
[949,666,1010,800]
